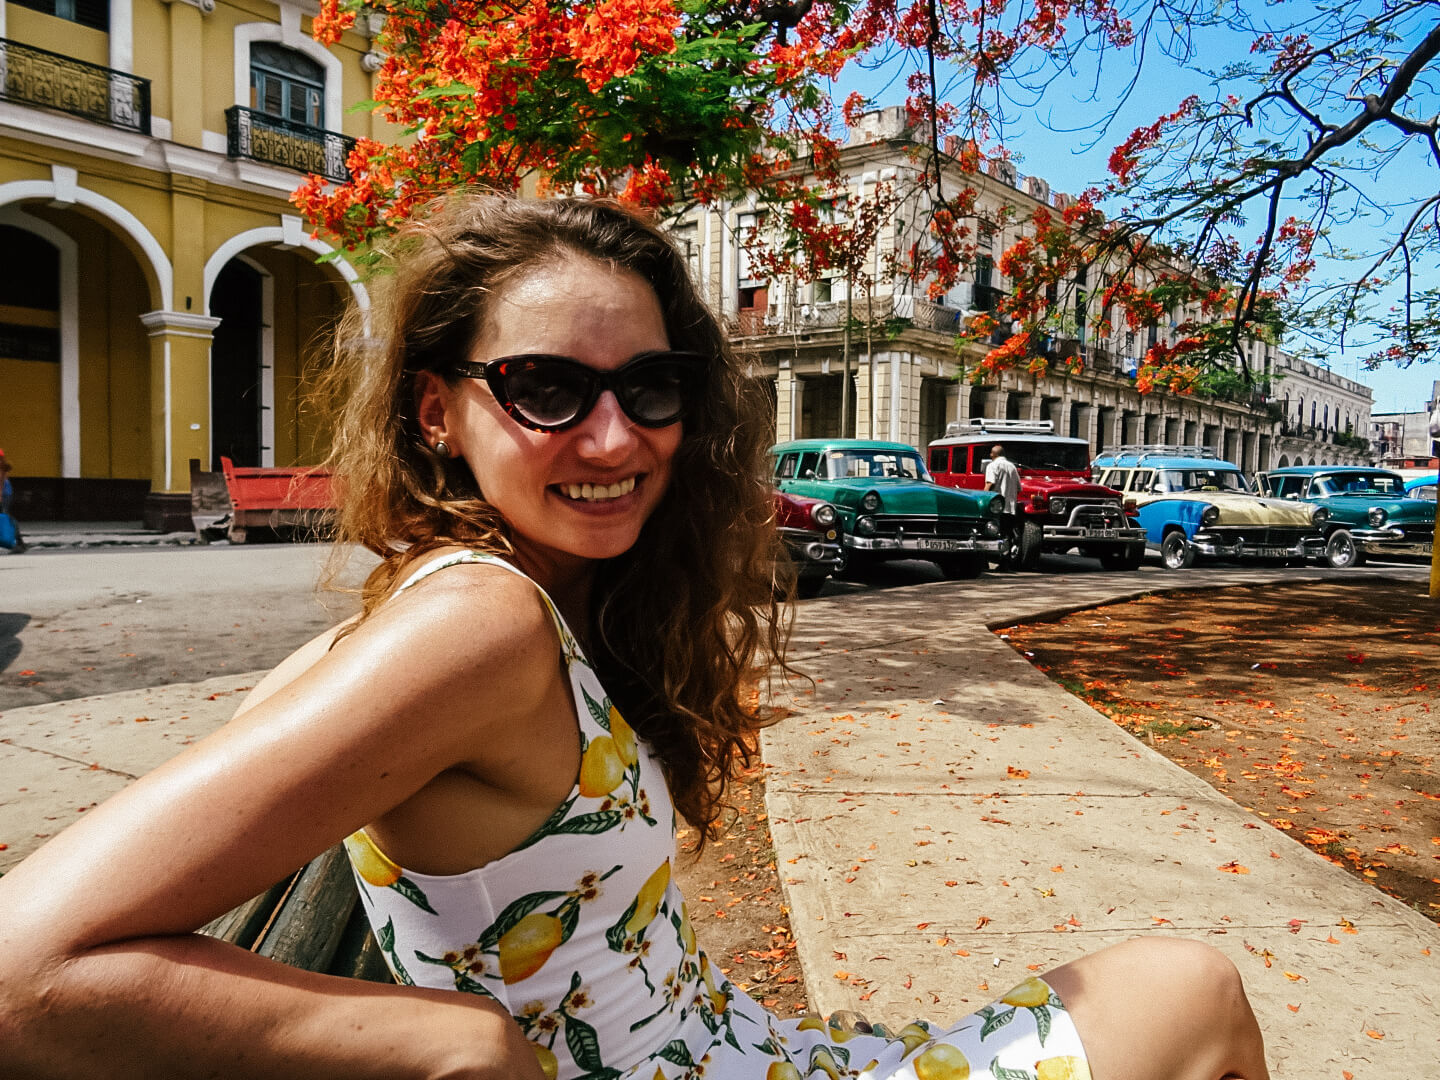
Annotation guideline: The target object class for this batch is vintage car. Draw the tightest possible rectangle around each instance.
[1093,446,1328,570]
[1404,473,1437,502]
[769,439,1006,578]
[927,418,1147,570]
[772,490,845,598]
[1255,465,1436,567]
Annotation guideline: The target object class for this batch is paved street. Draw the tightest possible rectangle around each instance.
[0,544,375,708]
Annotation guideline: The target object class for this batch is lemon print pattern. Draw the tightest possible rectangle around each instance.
[578,735,627,798]
[342,830,436,914]
[1036,1056,1092,1080]
[1002,978,1052,1009]
[915,1043,971,1080]
[498,911,566,984]
[339,553,1091,1080]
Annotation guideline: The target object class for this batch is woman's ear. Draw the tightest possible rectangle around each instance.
[413,371,452,451]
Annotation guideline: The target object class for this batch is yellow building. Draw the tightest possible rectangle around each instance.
[0,0,386,526]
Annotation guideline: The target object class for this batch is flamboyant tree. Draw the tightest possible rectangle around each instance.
[297,0,1440,391]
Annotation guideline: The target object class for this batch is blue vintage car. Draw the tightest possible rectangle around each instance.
[1255,465,1436,567]
[1093,446,1327,569]
[1404,473,1437,502]
[769,439,1006,578]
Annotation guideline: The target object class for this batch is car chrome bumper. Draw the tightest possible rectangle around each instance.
[1044,525,1147,545]
[1189,532,1317,559]
[1356,534,1433,558]
[848,536,1005,554]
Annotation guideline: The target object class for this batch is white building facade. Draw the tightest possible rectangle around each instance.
[673,108,1372,470]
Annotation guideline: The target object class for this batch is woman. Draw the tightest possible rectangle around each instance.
[0,197,1269,1079]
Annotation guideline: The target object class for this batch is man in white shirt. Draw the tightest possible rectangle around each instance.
[984,444,1022,567]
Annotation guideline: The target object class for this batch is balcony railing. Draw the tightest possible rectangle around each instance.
[0,37,150,135]
[225,105,355,183]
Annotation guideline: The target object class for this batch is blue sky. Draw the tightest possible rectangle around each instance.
[832,13,1439,416]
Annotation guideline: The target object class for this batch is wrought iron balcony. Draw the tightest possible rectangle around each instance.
[0,37,150,135]
[225,105,355,183]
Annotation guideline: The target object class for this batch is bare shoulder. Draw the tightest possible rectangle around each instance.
[235,557,555,719]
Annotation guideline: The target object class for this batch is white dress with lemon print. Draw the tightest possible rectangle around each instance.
[343,552,1091,1080]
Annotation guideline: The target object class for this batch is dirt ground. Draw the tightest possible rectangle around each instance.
[1001,578,1440,924]
[673,753,811,1015]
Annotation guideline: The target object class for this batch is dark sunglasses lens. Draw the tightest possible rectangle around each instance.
[618,360,691,425]
[503,360,592,428]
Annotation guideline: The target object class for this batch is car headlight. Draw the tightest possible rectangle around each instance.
[987,494,1004,516]
[1049,497,1066,516]
[1310,506,1329,526]
[812,503,838,527]
[855,515,877,536]
[1200,505,1220,526]
[860,491,882,512]
[984,518,1002,537]
[1368,506,1388,527]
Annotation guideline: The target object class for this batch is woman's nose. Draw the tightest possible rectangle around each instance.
[575,390,639,459]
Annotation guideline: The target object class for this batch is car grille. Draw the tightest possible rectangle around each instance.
[1208,526,1311,545]
[1062,503,1129,528]
[872,515,981,539]
[1394,524,1434,543]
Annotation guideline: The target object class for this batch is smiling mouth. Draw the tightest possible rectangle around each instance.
[556,477,638,503]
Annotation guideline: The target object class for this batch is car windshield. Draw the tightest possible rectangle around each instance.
[1312,472,1407,497]
[995,440,1091,471]
[1409,483,1436,501]
[1153,469,1251,494]
[821,449,929,481]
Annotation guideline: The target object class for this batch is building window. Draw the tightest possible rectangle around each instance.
[250,43,325,128]
[10,0,108,31]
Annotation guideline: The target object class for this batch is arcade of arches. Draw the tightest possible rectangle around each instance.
[0,201,351,525]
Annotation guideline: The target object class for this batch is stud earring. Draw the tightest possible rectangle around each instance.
[433,440,451,459]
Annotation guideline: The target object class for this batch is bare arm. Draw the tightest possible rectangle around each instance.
[0,565,554,1079]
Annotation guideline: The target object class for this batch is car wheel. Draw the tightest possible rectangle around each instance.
[1160,530,1194,570]
[1324,529,1365,569]
[940,555,987,579]
[1016,520,1043,571]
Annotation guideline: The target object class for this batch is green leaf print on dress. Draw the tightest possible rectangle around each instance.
[342,831,438,915]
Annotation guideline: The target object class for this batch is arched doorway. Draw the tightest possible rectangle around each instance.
[0,225,62,478]
[210,259,266,468]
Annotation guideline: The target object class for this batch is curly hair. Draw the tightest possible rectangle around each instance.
[317,194,790,840]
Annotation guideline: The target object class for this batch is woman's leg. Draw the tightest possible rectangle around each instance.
[1043,937,1269,1080]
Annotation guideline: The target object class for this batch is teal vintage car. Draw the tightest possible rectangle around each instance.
[769,439,1005,578]
[1255,465,1436,567]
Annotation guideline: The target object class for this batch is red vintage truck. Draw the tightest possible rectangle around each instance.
[926,418,1146,570]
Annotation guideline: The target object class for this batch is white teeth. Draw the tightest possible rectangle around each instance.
[561,477,636,502]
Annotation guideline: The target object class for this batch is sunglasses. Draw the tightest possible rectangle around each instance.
[452,351,706,433]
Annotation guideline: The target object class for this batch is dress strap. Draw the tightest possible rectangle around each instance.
[392,550,580,663]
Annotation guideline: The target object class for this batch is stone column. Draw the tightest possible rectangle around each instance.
[139,310,221,529]
[775,363,795,443]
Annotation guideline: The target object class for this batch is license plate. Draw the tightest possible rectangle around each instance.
[1249,546,1289,558]
[919,539,963,551]
[1088,529,1120,539]
[1420,544,1433,556]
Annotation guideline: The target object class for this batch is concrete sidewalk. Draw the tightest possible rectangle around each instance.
[765,563,1438,1080]
[1,562,1434,1078]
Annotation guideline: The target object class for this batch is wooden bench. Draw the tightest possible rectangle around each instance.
[189,457,335,544]
[198,844,392,983]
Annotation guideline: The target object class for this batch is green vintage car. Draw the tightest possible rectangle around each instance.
[1255,465,1436,567]
[769,439,1006,578]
